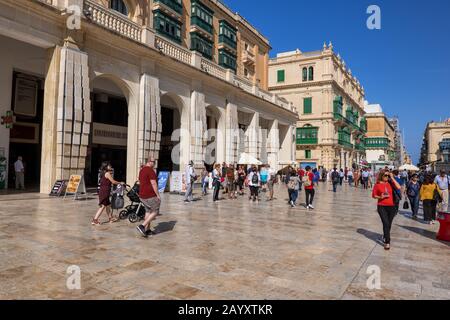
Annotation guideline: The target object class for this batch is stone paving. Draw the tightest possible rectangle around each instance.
[0,182,449,300]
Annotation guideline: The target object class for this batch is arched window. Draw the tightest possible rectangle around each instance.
[308,66,314,81]
[110,0,128,16]
[302,67,308,82]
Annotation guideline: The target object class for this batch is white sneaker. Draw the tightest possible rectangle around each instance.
[308,204,314,209]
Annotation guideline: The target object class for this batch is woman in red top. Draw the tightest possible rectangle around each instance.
[372,170,401,250]
[304,166,315,210]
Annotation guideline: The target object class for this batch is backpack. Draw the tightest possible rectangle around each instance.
[302,174,311,187]
[331,171,340,183]
[288,178,297,190]
[251,173,259,184]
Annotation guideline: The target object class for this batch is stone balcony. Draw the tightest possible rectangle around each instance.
[242,50,255,66]
[31,0,296,114]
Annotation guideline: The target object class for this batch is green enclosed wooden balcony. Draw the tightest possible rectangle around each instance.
[338,139,353,149]
[153,0,183,15]
[296,127,318,145]
[218,34,237,50]
[365,137,389,149]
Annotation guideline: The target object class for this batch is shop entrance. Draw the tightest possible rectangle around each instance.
[85,83,128,187]
[8,72,44,191]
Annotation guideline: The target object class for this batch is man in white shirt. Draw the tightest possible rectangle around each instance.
[362,169,370,189]
[14,156,25,190]
[434,170,449,211]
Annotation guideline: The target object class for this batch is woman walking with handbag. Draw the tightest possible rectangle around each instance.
[372,170,401,250]
[420,175,443,225]
[92,162,124,225]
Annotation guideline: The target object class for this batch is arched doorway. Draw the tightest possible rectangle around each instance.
[205,105,225,168]
[85,76,130,187]
[159,93,183,172]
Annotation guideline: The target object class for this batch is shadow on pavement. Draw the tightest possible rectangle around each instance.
[357,228,383,246]
[397,225,450,247]
[398,210,432,225]
[154,221,177,234]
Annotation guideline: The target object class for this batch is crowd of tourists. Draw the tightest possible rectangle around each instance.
[89,158,449,246]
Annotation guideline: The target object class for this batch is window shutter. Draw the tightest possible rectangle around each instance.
[277,70,285,82]
[303,97,312,114]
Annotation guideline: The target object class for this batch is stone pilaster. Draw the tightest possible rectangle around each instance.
[225,101,239,164]
[267,119,280,169]
[247,112,260,158]
[138,74,161,167]
[190,89,206,168]
[41,45,90,189]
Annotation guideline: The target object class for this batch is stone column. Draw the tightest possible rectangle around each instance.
[225,100,239,164]
[138,73,161,168]
[190,85,206,169]
[267,119,280,169]
[247,112,260,159]
[40,44,91,193]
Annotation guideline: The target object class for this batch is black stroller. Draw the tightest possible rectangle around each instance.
[119,183,146,223]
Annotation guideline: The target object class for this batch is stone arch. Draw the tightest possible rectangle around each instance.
[159,91,188,171]
[104,0,148,24]
[205,105,226,165]
[88,73,139,186]
[441,132,450,140]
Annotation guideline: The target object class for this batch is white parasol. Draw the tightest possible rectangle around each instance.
[399,164,420,171]
[237,153,263,165]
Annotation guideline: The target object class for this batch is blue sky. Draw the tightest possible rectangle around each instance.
[223,0,450,163]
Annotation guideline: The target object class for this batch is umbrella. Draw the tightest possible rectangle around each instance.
[238,153,262,165]
[399,164,420,171]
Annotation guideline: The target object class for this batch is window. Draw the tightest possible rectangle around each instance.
[191,33,213,59]
[218,20,237,50]
[244,68,248,77]
[219,49,236,71]
[308,66,314,81]
[302,67,307,82]
[154,11,182,43]
[296,126,318,145]
[305,150,312,159]
[110,0,128,15]
[277,70,285,83]
[303,97,312,114]
[191,0,214,34]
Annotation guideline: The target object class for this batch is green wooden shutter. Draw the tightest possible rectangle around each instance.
[277,70,285,82]
[303,97,312,114]
[305,150,312,159]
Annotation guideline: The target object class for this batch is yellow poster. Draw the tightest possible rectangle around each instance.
[66,175,82,194]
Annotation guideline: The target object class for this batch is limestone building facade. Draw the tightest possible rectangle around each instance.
[363,103,396,170]
[420,119,450,172]
[268,44,367,170]
[0,0,297,192]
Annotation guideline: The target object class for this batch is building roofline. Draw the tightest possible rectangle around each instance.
[210,0,271,48]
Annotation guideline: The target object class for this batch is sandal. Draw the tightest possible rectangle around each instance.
[109,217,119,223]
[91,219,101,226]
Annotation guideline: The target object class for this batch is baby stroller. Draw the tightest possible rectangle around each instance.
[119,183,146,223]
